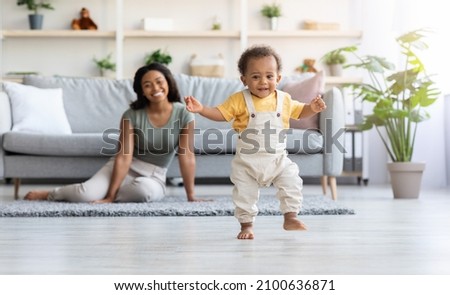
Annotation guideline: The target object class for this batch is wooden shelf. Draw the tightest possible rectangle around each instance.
[124,30,240,38]
[124,29,361,38]
[325,76,363,85]
[345,124,363,131]
[248,30,362,38]
[2,30,115,38]
[1,29,361,39]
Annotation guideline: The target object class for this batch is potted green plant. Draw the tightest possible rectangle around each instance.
[211,15,222,31]
[144,49,172,66]
[321,49,347,76]
[93,53,116,78]
[261,3,282,31]
[17,0,54,30]
[335,29,440,198]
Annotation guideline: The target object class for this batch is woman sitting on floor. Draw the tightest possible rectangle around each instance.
[25,63,204,203]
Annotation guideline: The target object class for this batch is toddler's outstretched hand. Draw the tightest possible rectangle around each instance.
[311,94,327,113]
[184,96,203,113]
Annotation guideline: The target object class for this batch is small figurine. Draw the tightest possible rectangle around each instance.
[71,7,98,30]
[296,58,318,73]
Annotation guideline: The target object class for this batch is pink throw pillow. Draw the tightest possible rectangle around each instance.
[282,71,324,130]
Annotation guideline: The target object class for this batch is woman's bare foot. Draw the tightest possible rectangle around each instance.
[237,222,254,239]
[283,212,307,231]
[24,191,49,201]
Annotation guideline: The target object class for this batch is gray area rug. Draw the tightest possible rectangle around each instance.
[0,195,354,217]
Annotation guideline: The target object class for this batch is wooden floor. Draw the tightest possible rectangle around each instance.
[0,182,449,275]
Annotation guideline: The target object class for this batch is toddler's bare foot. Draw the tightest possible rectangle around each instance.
[237,222,254,239]
[24,191,49,201]
[283,212,307,231]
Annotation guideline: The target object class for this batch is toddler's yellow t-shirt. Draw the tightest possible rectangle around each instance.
[217,91,304,132]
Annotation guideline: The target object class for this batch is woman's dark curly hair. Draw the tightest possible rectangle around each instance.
[130,63,181,109]
[237,45,282,75]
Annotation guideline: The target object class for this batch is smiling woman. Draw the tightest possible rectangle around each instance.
[23,63,208,203]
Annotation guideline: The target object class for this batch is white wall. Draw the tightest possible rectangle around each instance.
[446,95,450,186]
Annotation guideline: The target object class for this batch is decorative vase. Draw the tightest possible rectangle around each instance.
[387,162,426,199]
[29,14,44,30]
[329,64,343,76]
[100,69,116,79]
[269,17,278,31]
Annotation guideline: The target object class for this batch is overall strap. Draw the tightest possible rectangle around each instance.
[274,89,285,116]
[242,89,256,115]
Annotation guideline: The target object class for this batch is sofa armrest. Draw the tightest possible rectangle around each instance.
[0,91,12,179]
[0,92,12,133]
[319,87,345,176]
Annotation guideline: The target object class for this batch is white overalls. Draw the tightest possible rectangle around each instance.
[230,89,303,224]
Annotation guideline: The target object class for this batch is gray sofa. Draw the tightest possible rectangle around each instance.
[0,74,345,199]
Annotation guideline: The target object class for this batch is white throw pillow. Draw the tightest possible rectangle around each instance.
[3,82,72,134]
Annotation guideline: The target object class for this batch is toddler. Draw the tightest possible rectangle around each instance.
[185,45,326,239]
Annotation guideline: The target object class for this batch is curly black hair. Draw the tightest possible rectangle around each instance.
[237,45,282,75]
[130,63,181,110]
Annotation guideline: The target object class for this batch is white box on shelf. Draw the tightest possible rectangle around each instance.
[142,18,173,31]
[190,54,225,78]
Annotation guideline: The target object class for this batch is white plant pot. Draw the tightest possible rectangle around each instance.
[269,17,278,31]
[100,69,116,79]
[387,162,426,199]
[329,64,343,76]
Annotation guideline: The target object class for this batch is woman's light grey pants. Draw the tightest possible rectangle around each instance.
[48,157,167,203]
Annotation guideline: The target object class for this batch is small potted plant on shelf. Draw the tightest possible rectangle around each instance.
[335,29,440,198]
[211,16,222,31]
[321,49,347,76]
[144,49,172,66]
[93,53,116,78]
[17,0,54,30]
[261,2,282,31]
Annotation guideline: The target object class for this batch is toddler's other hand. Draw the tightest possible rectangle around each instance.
[311,94,326,113]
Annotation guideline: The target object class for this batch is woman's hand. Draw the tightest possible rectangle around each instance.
[91,196,115,204]
[187,196,213,202]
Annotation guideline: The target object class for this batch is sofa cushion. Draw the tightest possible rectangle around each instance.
[3,128,322,157]
[2,82,72,135]
[2,132,119,156]
[281,71,324,131]
[285,129,323,154]
[23,76,134,133]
